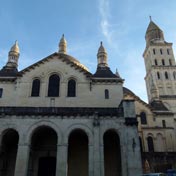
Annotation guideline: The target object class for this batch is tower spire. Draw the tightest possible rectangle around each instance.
[97,41,108,67]
[58,34,67,54]
[149,16,152,22]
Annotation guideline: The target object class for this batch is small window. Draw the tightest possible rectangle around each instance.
[165,72,169,79]
[173,72,176,80]
[157,72,160,79]
[48,74,60,97]
[147,136,154,152]
[140,112,147,124]
[162,59,165,66]
[0,88,3,98]
[160,49,163,55]
[31,79,40,97]
[162,120,166,128]
[153,49,156,55]
[169,59,172,66]
[167,49,170,55]
[105,89,109,99]
[154,59,158,65]
[67,79,76,97]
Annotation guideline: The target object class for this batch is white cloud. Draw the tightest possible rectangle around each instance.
[98,0,113,44]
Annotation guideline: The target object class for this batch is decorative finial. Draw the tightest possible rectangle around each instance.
[149,16,152,22]
[97,41,108,67]
[59,34,67,54]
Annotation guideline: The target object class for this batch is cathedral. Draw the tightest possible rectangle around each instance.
[0,18,175,176]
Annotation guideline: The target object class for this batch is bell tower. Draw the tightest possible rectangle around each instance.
[143,18,176,110]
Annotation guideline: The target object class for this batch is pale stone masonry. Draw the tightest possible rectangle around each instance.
[0,37,142,176]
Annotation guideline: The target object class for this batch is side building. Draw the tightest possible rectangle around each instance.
[124,19,176,173]
[0,36,142,176]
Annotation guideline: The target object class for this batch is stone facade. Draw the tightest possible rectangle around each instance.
[0,39,142,176]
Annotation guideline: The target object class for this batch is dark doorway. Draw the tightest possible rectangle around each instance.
[104,130,122,176]
[68,129,88,176]
[38,157,56,176]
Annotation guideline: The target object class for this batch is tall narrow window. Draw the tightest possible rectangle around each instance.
[165,72,169,79]
[160,49,163,55]
[105,89,109,99]
[31,79,40,97]
[167,49,170,55]
[157,72,160,79]
[169,59,172,66]
[153,49,156,55]
[0,88,3,98]
[162,120,166,128]
[147,136,154,152]
[48,74,60,97]
[67,79,76,97]
[173,72,176,80]
[162,59,165,65]
[140,112,147,124]
[154,59,158,65]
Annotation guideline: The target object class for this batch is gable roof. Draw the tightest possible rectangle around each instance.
[19,52,92,77]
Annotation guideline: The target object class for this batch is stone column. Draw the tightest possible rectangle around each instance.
[100,144,104,176]
[89,144,94,176]
[56,144,68,176]
[14,143,30,176]
[93,117,102,176]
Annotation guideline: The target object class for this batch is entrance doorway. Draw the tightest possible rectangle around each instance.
[38,157,56,176]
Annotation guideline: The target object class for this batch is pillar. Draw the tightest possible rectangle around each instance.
[14,143,30,176]
[89,144,94,176]
[56,144,68,176]
[93,120,102,176]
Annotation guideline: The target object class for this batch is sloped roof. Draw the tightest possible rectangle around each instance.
[19,52,92,76]
[93,66,120,78]
[123,87,173,114]
[146,21,162,34]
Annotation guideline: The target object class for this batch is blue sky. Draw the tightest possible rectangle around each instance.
[0,0,176,102]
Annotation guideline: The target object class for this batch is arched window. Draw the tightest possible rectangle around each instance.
[147,136,154,152]
[67,79,76,97]
[48,74,60,97]
[165,72,169,79]
[140,112,147,124]
[31,79,40,97]
[169,59,172,66]
[153,49,156,55]
[160,49,163,55]
[173,72,176,80]
[105,89,109,99]
[154,59,158,65]
[157,72,160,79]
[162,120,166,128]
[162,59,165,65]
[167,49,170,55]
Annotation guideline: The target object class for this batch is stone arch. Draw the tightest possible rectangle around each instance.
[25,120,62,145]
[28,122,58,176]
[64,123,93,145]
[0,128,19,176]
[0,125,18,144]
[101,126,122,145]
